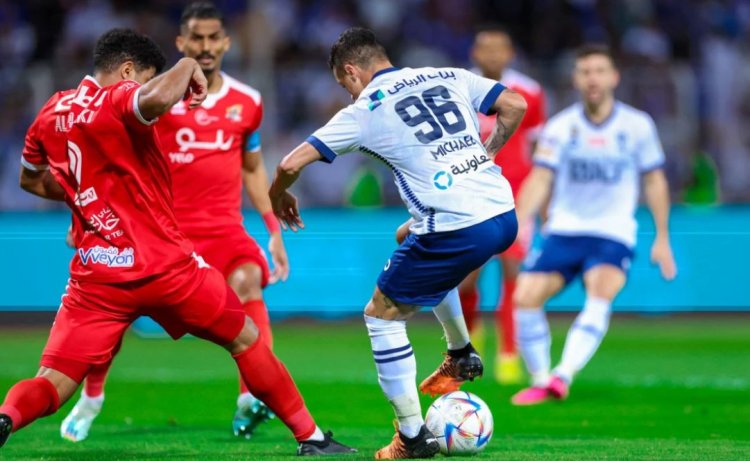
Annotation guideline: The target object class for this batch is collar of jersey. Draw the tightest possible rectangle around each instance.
[371,67,400,81]
[580,101,620,130]
[202,71,231,109]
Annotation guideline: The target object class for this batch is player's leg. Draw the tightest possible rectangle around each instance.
[364,288,440,459]
[510,272,565,405]
[552,264,625,390]
[495,254,523,384]
[457,269,483,350]
[60,337,123,442]
[155,263,354,455]
[420,288,483,397]
[226,261,275,438]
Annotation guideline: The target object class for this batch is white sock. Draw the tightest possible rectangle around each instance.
[554,296,611,384]
[515,308,551,387]
[305,426,325,442]
[81,390,104,408]
[236,392,257,410]
[365,315,423,438]
[432,288,470,350]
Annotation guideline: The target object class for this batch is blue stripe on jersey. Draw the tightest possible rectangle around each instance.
[245,131,261,152]
[479,83,506,115]
[372,67,400,80]
[640,161,665,174]
[533,159,558,171]
[359,145,437,232]
[306,135,337,163]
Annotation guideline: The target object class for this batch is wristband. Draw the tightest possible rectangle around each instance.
[262,211,281,234]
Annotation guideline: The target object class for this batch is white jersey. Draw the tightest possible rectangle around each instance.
[534,101,665,247]
[308,67,515,234]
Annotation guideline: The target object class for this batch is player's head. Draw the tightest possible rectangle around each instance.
[93,28,165,85]
[471,25,514,79]
[177,2,229,77]
[573,44,619,106]
[329,27,391,100]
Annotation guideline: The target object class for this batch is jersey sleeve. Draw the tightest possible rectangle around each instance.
[110,81,158,130]
[458,69,506,115]
[532,119,564,171]
[306,106,361,163]
[244,97,263,154]
[522,88,547,142]
[21,113,49,171]
[636,115,666,173]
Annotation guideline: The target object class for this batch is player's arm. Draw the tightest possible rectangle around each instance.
[19,167,65,201]
[643,169,677,280]
[515,166,553,224]
[395,218,415,245]
[137,58,207,120]
[483,89,527,157]
[242,146,289,282]
[269,142,324,231]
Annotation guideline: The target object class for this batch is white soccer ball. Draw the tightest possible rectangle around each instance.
[425,391,493,455]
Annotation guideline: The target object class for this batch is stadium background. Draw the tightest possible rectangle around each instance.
[0,1,748,460]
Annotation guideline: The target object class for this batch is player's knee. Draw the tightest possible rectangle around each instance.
[226,317,260,355]
[364,290,418,321]
[35,367,79,407]
[513,279,541,308]
[229,264,263,303]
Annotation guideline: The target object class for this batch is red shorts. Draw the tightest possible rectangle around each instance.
[191,231,270,287]
[40,256,245,383]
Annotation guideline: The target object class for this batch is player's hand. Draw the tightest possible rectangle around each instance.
[268,233,289,283]
[271,190,304,232]
[651,236,677,281]
[395,218,414,244]
[185,62,207,109]
[65,224,74,249]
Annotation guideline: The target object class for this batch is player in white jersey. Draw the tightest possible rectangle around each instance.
[510,45,677,406]
[269,28,527,459]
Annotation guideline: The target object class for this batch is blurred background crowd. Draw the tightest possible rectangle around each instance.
[1,0,749,209]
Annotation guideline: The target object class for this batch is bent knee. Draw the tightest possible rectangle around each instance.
[513,273,561,308]
[229,264,263,302]
[226,317,260,355]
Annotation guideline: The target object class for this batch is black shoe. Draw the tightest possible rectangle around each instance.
[297,430,357,456]
[401,425,440,458]
[448,343,484,381]
[0,414,12,448]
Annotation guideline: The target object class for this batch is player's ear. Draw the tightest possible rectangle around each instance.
[223,34,231,53]
[120,61,136,81]
[176,34,185,53]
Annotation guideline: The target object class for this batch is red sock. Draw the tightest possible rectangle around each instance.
[496,278,517,355]
[239,300,273,395]
[0,377,60,431]
[84,362,111,398]
[233,337,316,441]
[460,286,480,332]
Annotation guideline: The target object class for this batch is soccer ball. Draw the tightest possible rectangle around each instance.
[425,391,493,455]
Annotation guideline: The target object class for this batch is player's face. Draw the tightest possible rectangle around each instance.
[334,65,366,101]
[471,32,514,77]
[573,54,620,106]
[177,18,230,75]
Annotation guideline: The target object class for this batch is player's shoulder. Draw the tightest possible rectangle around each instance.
[545,103,580,131]
[222,73,262,105]
[614,101,656,127]
[501,68,542,94]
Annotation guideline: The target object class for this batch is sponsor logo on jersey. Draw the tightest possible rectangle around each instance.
[569,157,628,183]
[77,187,98,207]
[169,152,195,164]
[78,246,135,268]
[226,104,243,122]
[368,90,385,111]
[433,170,453,190]
[175,127,233,152]
[88,207,120,232]
[386,70,457,95]
[194,109,219,126]
[430,135,478,159]
[448,153,492,176]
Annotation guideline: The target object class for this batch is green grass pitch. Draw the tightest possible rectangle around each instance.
[0,314,749,460]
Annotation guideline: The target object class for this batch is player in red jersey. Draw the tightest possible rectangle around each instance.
[59,2,288,442]
[1,28,354,456]
[458,26,547,384]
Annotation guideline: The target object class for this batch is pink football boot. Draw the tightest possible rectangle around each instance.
[510,386,551,406]
[547,375,569,400]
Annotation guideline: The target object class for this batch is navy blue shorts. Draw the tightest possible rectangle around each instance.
[522,234,634,284]
[377,210,518,306]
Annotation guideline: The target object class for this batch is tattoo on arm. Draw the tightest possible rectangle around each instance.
[484,118,510,155]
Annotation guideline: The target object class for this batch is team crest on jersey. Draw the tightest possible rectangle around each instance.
[368,90,385,111]
[226,104,243,122]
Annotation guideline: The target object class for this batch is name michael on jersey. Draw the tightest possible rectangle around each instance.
[430,135,479,160]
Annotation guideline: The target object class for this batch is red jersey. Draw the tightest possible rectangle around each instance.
[157,72,263,238]
[479,68,546,194]
[52,76,193,282]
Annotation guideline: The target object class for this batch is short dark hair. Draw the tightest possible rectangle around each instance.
[328,27,389,70]
[93,28,166,74]
[575,43,616,66]
[181,1,224,28]
[474,24,513,41]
